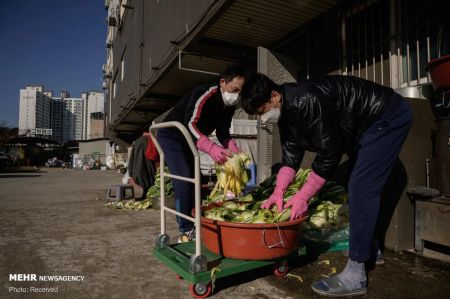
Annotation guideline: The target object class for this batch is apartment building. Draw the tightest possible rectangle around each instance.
[50,97,64,144]
[62,97,84,141]
[19,86,105,143]
[19,85,52,137]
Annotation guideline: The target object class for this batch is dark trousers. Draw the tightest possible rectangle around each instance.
[348,93,413,262]
[156,128,195,233]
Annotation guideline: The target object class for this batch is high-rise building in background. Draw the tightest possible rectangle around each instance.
[43,91,53,98]
[63,98,84,141]
[50,91,76,143]
[18,86,105,143]
[50,97,64,143]
[60,90,70,98]
[19,85,52,137]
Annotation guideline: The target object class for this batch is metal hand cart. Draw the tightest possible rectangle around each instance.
[149,121,348,298]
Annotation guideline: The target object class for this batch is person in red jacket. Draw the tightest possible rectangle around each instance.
[157,64,252,243]
[129,132,160,200]
[143,132,159,167]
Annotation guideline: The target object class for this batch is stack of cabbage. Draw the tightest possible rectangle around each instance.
[107,199,151,210]
[106,167,174,211]
[209,153,251,199]
[204,199,292,223]
[146,166,174,199]
[204,158,349,228]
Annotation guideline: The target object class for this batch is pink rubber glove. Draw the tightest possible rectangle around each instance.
[223,139,240,154]
[261,166,296,212]
[196,136,231,164]
[285,171,327,221]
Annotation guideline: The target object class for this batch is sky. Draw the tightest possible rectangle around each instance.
[0,0,107,127]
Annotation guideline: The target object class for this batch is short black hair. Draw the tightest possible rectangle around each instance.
[241,73,280,114]
[220,63,253,83]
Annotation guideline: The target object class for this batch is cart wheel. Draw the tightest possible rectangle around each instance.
[189,282,212,298]
[274,261,289,277]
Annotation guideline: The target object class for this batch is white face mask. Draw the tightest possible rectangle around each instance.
[260,108,280,124]
[222,91,239,106]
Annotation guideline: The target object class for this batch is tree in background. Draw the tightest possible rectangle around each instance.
[0,121,19,149]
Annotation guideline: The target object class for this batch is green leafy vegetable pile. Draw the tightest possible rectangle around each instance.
[203,167,349,227]
[147,166,174,199]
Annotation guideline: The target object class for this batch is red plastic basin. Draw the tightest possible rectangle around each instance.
[427,54,450,90]
[194,205,307,260]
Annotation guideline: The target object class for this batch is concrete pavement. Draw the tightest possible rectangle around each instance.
[1,168,449,299]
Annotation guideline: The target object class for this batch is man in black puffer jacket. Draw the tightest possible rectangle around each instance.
[241,73,412,297]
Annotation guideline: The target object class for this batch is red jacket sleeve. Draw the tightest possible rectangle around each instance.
[144,134,159,162]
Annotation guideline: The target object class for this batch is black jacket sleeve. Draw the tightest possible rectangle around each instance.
[183,87,213,142]
[216,106,235,144]
[280,104,304,171]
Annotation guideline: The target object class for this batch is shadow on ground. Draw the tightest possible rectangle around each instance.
[0,174,42,178]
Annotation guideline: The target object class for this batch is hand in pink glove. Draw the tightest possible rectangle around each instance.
[261,166,296,212]
[196,136,231,164]
[284,193,308,221]
[223,139,240,154]
[285,171,326,221]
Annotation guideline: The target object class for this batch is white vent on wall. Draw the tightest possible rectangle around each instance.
[230,119,257,136]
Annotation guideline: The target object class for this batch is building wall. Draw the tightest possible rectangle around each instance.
[62,98,83,142]
[60,90,70,98]
[81,92,88,139]
[78,139,110,156]
[90,118,105,140]
[82,92,105,140]
[274,0,448,89]
[106,0,216,128]
[19,85,51,136]
[36,91,51,130]
[19,88,37,135]
[51,97,64,144]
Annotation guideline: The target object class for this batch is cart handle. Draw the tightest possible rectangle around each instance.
[149,121,202,259]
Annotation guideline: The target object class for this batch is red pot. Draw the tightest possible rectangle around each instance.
[194,205,307,260]
[427,54,450,90]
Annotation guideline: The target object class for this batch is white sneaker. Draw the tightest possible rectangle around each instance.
[178,228,196,243]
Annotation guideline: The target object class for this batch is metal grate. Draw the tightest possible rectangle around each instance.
[341,0,449,88]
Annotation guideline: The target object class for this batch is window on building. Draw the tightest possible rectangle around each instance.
[121,49,126,82]
[341,0,448,87]
[342,0,390,83]
[397,0,445,85]
[113,72,118,99]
